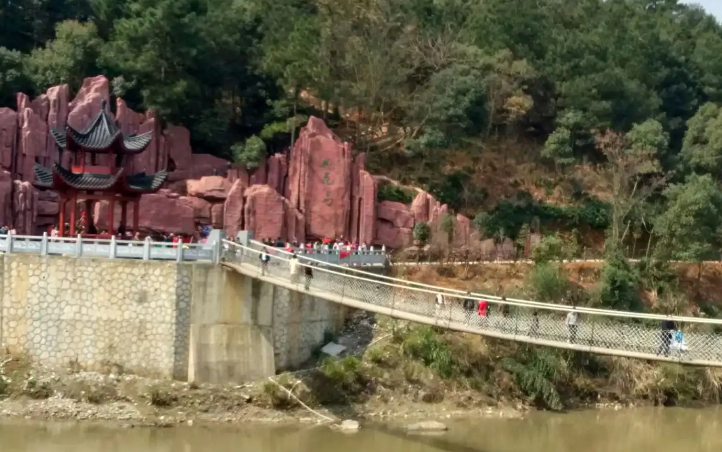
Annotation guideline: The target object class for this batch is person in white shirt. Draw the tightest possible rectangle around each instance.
[435,292,445,318]
[565,308,579,344]
[288,254,300,283]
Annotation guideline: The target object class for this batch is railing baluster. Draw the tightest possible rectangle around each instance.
[75,234,82,257]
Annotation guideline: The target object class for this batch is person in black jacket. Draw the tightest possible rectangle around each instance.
[463,292,475,325]
[658,315,676,357]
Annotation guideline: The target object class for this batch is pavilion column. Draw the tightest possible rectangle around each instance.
[108,198,115,235]
[69,193,77,236]
[133,199,140,235]
[59,199,66,237]
[84,199,92,233]
[120,201,128,234]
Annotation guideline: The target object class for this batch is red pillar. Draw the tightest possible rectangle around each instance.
[133,199,140,235]
[69,193,77,236]
[59,198,66,237]
[120,201,128,233]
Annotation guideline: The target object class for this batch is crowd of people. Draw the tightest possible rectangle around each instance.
[259,236,385,256]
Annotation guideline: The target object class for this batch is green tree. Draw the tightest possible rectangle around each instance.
[655,174,722,288]
[26,20,103,91]
[680,103,722,177]
[0,47,31,106]
[232,135,267,169]
[412,221,431,245]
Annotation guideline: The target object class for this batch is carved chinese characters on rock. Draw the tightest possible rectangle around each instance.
[321,158,335,207]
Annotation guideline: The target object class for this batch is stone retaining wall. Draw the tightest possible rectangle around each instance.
[0,254,347,382]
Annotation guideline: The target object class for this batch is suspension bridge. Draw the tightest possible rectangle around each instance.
[222,239,722,368]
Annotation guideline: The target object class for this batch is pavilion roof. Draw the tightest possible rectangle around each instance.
[50,100,153,154]
[33,164,168,195]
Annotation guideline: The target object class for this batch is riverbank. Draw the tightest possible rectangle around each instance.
[2,307,714,428]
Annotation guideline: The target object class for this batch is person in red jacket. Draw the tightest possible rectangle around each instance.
[478,299,489,327]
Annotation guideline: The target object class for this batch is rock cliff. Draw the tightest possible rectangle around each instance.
[0,75,479,248]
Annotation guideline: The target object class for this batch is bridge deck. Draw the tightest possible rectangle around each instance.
[223,242,722,367]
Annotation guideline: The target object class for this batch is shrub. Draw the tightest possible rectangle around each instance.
[231,135,267,169]
[402,326,454,378]
[439,214,456,245]
[377,182,414,204]
[502,348,568,410]
[147,385,177,407]
[528,263,569,302]
[320,356,364,391]
[598,254,641,311]
[262,373,296,408]
[412,221,431,244]
[531,235,565,264]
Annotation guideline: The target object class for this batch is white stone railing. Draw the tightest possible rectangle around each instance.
[0,233,219,262]
[224,240,722,367]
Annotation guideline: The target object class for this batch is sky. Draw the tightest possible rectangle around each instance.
[681,0,722,21]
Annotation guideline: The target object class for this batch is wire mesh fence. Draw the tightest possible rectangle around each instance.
[222,241,722,367]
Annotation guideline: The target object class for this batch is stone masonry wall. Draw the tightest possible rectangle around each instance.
[0,254,191,379]
[271,283,347,370]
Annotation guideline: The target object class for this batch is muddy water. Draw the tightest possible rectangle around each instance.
[1,408,721,452]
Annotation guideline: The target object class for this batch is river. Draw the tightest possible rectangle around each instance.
[1,408,720,451]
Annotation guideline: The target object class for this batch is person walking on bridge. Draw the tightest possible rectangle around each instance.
[304,264,314,290]
[259,247,270,276]
[289,254,300,284]
[435,292,445,319]
[463,292,475,325]
[658,315,676,357]
[565,307,579,344]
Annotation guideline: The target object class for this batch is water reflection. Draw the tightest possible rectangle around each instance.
[1,408,720,452]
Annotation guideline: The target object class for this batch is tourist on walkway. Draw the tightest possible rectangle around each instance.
[435,292,445,318]
[304,264,314,290]
[565,307,579,344]
[259,247,270,275]
[478,298,489,327]
[463,292,475,325]
[289,254,300,283]
[658,315,676,357]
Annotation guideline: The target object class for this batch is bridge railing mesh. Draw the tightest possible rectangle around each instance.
[223,241,722,366]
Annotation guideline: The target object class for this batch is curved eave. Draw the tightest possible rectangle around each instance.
[33,164,54,189]
[65,129,151,155]
[51,164,125,191]
[121,169,169,194]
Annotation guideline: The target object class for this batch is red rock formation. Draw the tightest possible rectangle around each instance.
[286,116,352,239]
[46,84,69,167]
[249,162,267,186]
[165,125,192,178]
[210,204,224,228]
[94,192,195,234]
[357,171,376,245]
[135,114,165,174]
[67,75,110,130]
[454,214,472,247]
[267,153,287,194]
[190,153,229,179]
[18,109,48,182]
[377,201,414,229]
[244,185,285,241]
[375,221,412,249]
[116,98,141,136]
[0,170,12,227]
[0,108,17,171]
[284,200,306,243]
[12,181,37,234]
[186,175,231,200]
[223,179,247,239]
[180,196,212,222]
[31,95,49,122]
[411,191,430,223]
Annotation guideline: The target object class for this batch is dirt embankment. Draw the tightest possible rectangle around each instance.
[3,261,722,426]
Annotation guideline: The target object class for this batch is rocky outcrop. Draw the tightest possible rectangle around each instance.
[244,185,286,241]
[286,116,352,240]
[223,179,247,239]
[186,176,232,200]
[0,170,12,227]
[68,75,110,131]
[2,76,481,246]
[0,108,17,171]
[94,191,195,234]
[46,84,69,167]
[12,180,37,235]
